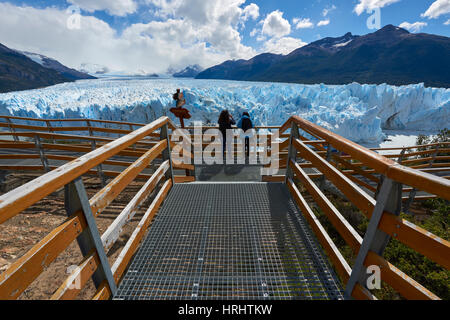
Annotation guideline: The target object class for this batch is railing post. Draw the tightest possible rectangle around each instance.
[0,170,7,192]
[374,175,385,200]
[5,117,19,142]
[86,120,94,137]
[128,124,137,151]
[403,145,439,214]
[160,124,174,185]
[91,140,106,187]
[397,148,407,165]
[344,177,402,299]
[65,178,117,296]
[320,143,333,190]
[45,120,56,144]
[34,134,50,173]
[336,151,344,170]
[285,122,300,184]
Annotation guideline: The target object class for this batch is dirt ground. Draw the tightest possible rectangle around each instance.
[0,172,156,300]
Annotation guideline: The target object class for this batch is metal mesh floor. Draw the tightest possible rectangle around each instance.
[114,183,344,300]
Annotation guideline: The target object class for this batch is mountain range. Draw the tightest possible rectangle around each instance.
[196,25,450,88]
[173,65,203,78]
[0,43,95,93]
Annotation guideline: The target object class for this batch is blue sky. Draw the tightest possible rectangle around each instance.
[0,0,449,73]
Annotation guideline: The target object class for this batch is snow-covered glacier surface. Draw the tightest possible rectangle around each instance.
[0,78,448,144]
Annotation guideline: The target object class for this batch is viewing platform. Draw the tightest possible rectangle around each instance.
[0,115,448,300]
[114,182,343,300]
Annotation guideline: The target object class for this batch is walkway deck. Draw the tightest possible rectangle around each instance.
[114,183,344,300]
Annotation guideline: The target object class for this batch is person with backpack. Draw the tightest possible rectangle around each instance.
[218,110,236,158]
[237,112,254,158]
[173,89,186,108]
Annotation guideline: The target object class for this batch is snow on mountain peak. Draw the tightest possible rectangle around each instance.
[79,63,110,76]
[21,51,45,66]
[333,40,353,48]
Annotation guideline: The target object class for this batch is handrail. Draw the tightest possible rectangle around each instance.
[0,117,171,224]
[0,115,147,128]
[283,115,449,301]
[0,115,192,300]
[0,114,448,300]
[286,116,450,200]
[371,142,450,151]
[0,131,157,148]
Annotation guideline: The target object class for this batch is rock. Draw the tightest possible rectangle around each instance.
[0,257,10,271]
[1,247,18,255]
[30,227,46,233]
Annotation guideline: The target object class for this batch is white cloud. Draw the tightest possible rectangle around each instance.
[354,0,400,16]
[261,10,291,38]
[317,19,330,27]
[124,0,259,64]
[68,0,137,16]
[256,35,266,42]
[322,5,336,17]
[399,21,428,32]
[242,3,259,21]
[293,18,314,29]
[147,0,247,25]
[263,37,306,55]
[0,2,257,74]
[421,0,450,19]
[445,18,450,25]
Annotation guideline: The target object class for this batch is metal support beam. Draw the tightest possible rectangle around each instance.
[403,145,439,214]
[335,151,344,170]
[320,144,333,190]
[91,140,106,187]
[86,120,94,137]
[160,124,174,185]
[344,177,402,299]
[64,178,117,295]
[129,124,136,150]
[5,118,19,142]
[0,170,7,191]
[45,120,56,144]
[374,175,385,200]
[403,188,417,215]
[34,135,50,172]
[285,122,300,184]
[397,148,407,165]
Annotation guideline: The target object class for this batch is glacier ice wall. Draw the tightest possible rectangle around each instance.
[0,78,448,144]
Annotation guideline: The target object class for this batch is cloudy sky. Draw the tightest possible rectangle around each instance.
[0,0,449,74]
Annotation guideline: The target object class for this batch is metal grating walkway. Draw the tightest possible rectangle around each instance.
[114,183,344,300]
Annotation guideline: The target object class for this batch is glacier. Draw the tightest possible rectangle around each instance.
[0,78,448,144]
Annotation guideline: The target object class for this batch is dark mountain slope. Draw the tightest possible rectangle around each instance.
[196,53,284,81]
[197,25,450,88]
[173,65,203,78]
[0,43,95,93]
[21,51,95,81]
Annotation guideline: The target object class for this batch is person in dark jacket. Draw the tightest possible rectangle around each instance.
[237,112,254,158]
[173,89,186,108]
[218,110,236,157]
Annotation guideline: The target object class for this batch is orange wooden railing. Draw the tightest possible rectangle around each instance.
[0,116,194,300]
[282,116,450,300]
[0,116,195,183]
[0,115,448,300]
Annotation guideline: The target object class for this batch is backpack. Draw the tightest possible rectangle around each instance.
[241,117,253,132]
